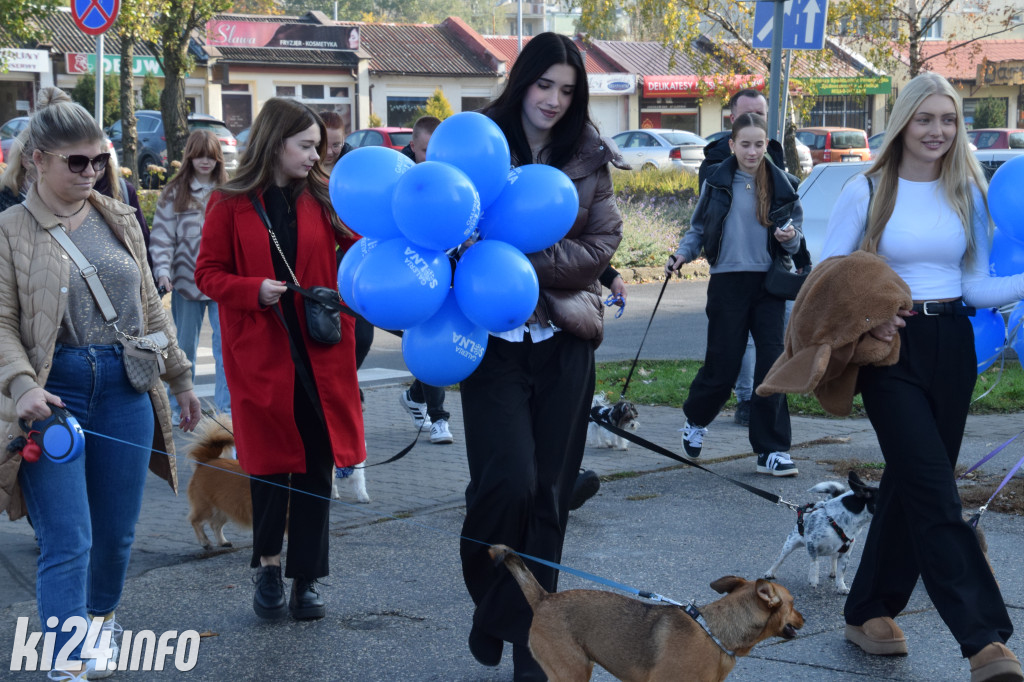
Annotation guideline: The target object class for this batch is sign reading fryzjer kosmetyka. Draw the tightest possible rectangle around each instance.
[205,21,360,51]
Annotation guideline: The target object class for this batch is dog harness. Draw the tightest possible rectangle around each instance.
[590,404,615,424]
[680,601,735,658]
[795,504,854,554]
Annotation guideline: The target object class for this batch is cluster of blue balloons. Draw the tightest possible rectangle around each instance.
[331,112,580,386]
[976,156,1024,372]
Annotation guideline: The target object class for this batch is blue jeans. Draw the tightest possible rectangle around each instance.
[734,299,794,402]
[18,345,154,660]
[171,292,230,413]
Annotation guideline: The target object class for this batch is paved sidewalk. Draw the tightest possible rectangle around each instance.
[2,373,1024,679]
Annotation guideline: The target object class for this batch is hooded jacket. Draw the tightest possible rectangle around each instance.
[525,124,626,346]
[0,187,192,519]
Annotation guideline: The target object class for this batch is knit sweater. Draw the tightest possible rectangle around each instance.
[150,178,216,300]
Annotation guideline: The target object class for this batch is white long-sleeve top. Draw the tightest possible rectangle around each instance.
[820,174,1024,308]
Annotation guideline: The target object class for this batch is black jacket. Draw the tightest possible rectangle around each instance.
[695,155,802,267]
[699,135,786,190]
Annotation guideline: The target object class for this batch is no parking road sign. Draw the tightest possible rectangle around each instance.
[71,0,120,36]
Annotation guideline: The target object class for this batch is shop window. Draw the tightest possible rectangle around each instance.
[330,87,349,98]
[303,84,324,99]
[386,96,428,128]
[276,85,297,97]
[462,96,490,113]
[804,96,869,131]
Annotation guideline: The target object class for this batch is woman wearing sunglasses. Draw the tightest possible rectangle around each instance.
[0,87,200,680]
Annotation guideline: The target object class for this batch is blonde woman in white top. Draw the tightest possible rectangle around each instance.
[821,72,1024,682]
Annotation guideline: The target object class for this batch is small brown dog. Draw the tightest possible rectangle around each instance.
[490,544,804,682]
[186,416,252,550]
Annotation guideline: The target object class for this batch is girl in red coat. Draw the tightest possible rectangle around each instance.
[194,98,365,621]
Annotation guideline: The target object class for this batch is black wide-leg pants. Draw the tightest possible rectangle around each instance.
[459,332,595,646]
[844,313,1013,657]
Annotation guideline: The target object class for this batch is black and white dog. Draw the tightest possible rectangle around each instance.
[764,471,878,594]
[586,394,640,450]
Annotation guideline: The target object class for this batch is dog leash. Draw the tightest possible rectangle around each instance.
[589,413,800,511]
[617,276,671,401]
[71,422,736,656]
[505,547,735,657]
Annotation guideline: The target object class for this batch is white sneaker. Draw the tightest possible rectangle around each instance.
[398,390,430,429]
[79,615,120,679]
[430,419,454,444]
[757,451,799,477]
[679,420,708,462]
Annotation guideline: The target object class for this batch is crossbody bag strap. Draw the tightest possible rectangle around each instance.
[249,193,301,287]
[46,225,118,324]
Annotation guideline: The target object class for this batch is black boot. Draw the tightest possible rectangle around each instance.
[252,565,287,620]
[289,577,326,620]
[513,643,547,681]
[468,625,503,666]
[570,469,600,511]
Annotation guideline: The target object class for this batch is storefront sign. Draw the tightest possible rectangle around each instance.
[977,59,1024,87]
[1,49,50,73]
[587,73,636,95]
[65,53,164,77]
[797,76,891,95]
[205,21,360,51]
[642,74,765,98]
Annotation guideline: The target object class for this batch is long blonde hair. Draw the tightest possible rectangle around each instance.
[863,72,988,261]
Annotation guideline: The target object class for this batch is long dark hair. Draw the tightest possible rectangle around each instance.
[219,97,347,234]
[482,32,592,170]
[160,129,226,213]
[731,112,773,228]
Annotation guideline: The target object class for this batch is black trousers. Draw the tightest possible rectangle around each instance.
[249,380,334,580]
[845,314,1012,657]
[459,333,595,646]
[683,271,791,454]
[409,379,450,422]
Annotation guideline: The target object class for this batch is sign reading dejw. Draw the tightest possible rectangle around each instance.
[71,0,120,36]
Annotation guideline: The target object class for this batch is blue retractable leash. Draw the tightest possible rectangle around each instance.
[17,405,86,464]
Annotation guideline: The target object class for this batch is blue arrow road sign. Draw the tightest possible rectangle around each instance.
[753,0,828,50]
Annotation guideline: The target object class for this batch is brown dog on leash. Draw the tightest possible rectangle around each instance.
[490,544,804,682]
[186,416,252,550]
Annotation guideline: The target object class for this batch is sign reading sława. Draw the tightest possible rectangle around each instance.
[205,21,360,51]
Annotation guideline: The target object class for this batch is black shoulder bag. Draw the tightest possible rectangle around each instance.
[249,194,342,345]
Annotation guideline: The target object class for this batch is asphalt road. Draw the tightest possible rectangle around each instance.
[363,278,711,370]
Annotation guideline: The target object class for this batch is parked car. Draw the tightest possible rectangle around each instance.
[797,148,1024,263]
[106,110,239,188]
[795,127,872,166]
[868,132,886,152]
[967,128,1024,150]
[610,129,706,173]
[0,116,30,160]
[345,127,413,151]
[235,127,251,157]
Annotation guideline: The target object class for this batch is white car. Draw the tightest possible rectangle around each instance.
[798,148,1024,263]
[611,129,706,173]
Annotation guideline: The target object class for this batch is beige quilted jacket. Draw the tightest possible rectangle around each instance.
[0,186,193,520]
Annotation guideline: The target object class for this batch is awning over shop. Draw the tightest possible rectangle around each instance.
[642,74,765,97]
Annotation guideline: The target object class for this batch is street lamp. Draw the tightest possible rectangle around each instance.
[495,0,524,53]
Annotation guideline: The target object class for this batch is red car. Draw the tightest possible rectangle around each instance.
[967,128,1024,150]
[345,127,413,151]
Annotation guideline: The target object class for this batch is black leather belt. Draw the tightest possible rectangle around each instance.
[911,300,976,317]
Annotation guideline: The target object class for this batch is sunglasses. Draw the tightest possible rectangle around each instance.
[41,150,111,174]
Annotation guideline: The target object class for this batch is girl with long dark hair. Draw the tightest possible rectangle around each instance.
[460,32,623,680]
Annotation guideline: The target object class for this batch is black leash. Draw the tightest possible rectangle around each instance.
[590,414,795,508]
[618,276,670,400]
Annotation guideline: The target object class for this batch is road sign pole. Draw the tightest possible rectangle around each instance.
[767,0,785,143]
[94,34,104,125]
[780,50,792,140]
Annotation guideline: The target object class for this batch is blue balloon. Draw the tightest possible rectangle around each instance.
[477,164,579,254]
[330,147,414,240]
[970,307,1006,373]
[351,238,452,330]
[337,237,379,315]
[990,228,1024,277]
[402,293,489,386]
[1009,302,1024,365]
[989,155,1024,244]
[454,240,539,333]
[425,112,511,210]
[392,161,480,251]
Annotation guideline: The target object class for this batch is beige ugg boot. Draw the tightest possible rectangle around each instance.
[845,616,908,655]
[970,642,1023,682]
